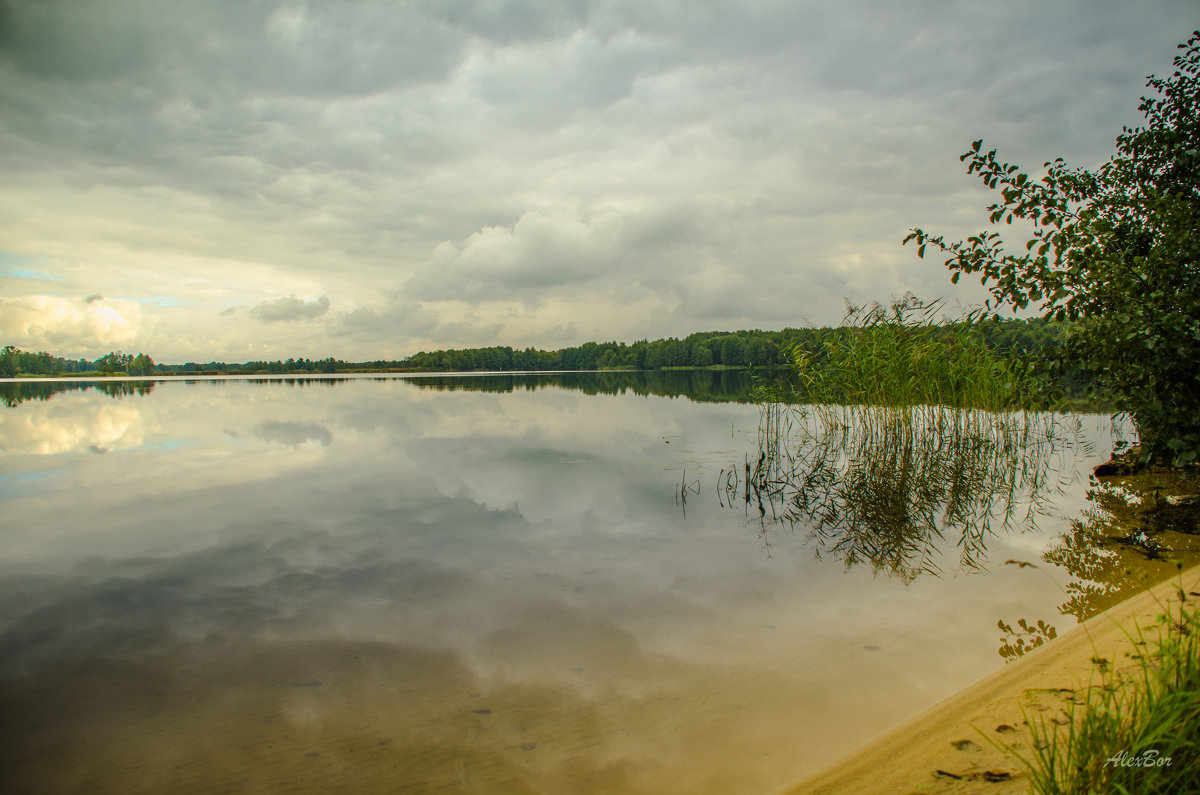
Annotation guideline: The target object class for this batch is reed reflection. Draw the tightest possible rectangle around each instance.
[717,402,1084,582]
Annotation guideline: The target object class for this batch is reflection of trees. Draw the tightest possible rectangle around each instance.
[1,371,776,409]
[401,370,764,403]
[1043,505,1134,620]
[1044,471,1200,620]
[0,380,156,407]
[94,381,156,399]
[720,403,1080,582]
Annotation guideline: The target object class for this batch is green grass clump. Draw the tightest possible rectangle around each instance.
[759,294,1033,411]
[1021,589,1200,794]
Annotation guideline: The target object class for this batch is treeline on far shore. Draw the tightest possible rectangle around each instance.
[1,317,1064,378]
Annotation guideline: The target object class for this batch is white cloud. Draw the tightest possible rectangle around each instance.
[0,400,145,455]
[0,295,141,355]
[409,208,626,300]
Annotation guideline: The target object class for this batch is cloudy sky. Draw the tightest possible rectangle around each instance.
[0,1,1194,362]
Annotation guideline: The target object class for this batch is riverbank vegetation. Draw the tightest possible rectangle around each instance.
[1016,585,1199,794]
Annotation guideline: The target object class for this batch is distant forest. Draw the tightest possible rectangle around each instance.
[1,318,1064,377]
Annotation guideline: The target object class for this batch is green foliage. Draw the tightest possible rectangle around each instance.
[906,32,1200,465]
[399,331,786,373]
[90,350,159,375]
[690,340,714,367]
[765,295,1034,411]
[0,347,154,377]
[0,345,17,378]
[129,353,155,375]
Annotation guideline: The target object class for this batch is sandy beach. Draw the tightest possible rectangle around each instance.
[777,563,1200,794]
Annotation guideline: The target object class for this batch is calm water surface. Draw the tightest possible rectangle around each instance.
[0,373,1125,793]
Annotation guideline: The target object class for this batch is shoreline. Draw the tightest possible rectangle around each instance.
[775,563,1200,794]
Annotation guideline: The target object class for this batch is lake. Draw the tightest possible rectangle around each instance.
[0,372,1142,793]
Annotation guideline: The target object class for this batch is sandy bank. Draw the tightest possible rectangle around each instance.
[776,564,1200,794]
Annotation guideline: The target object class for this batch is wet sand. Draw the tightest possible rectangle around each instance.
[778,563,1200,794]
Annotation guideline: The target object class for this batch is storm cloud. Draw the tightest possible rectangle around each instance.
[0,0,1194,360]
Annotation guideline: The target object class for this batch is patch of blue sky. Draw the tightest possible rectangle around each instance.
[6,268,58,280]
[0,251,58,281]
[0,469,64,499]
[143,439,187,451]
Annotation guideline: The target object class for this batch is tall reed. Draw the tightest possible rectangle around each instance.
[757,294,1034,411]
